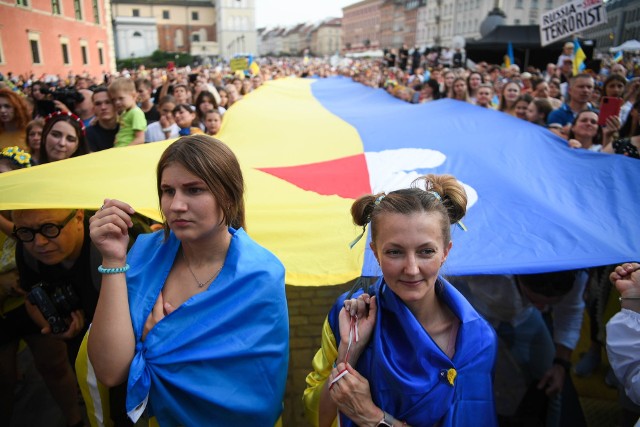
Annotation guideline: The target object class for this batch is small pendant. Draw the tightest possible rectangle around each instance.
[198,283,205,288]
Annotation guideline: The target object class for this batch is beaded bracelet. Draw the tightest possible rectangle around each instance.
[98,264,130,274]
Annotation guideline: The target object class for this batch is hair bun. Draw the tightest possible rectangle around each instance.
[417,174,467,224]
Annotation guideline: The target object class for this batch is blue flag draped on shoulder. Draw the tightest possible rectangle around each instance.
[0,77,638,285]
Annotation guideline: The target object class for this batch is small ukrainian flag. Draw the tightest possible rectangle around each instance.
[613,51,623,63]
[573,39,586,75]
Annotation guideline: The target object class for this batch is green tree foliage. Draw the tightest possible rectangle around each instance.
[116,50,195,70]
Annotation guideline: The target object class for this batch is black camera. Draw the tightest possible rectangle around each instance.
[27,281,80,334]
[40,87,85,111]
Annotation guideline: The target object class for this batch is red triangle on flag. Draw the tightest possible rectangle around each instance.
[257,154,371,199]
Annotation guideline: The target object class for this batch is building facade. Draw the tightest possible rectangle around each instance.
[342,0,383,52]
[415,0,566,49]
[310,18,342,57]
[258,26,285,56]
[216,0,256,59]
[0,0,115,78]
[403,0,424,48]
[581,0,640,54]
[111,0,217,59]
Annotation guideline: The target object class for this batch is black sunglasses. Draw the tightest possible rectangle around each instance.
[12,210,78,243]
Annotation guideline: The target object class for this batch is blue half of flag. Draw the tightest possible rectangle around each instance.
[312,77,639,276]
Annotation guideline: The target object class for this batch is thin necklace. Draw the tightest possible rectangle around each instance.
[182,251,223,288]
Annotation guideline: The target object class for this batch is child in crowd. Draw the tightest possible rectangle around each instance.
[173,103,203,136]
[172,84,191,105]
[108,77,146,147]
[203,109,222,136]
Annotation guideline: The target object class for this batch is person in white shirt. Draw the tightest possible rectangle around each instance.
[606,263,640,409]
[145,96,179,143]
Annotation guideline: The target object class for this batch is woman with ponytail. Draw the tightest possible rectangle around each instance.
[304,174,497,427]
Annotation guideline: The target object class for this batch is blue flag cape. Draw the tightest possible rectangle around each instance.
[125,228,288,426]
[328,278,498,426]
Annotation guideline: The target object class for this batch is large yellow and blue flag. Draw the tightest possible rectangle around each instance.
[573,38,587,75]
[0,77,638,286]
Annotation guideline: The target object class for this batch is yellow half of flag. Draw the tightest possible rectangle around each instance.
[0,79,367,286]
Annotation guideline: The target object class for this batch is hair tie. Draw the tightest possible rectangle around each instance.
[428,190,441,201]
[349,193,386,249]
[425,179,467,231]
[45,110,86,136]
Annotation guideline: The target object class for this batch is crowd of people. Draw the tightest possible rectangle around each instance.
[0,44,638,427]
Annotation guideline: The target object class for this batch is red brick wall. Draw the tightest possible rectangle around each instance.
[0,1,112,78]
[282,282,352,426]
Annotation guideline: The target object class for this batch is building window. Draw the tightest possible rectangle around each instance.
[17,0,29,6]
[515,0,523,9]
[163,10,170,19]
[515,19,521,24]
[0,37,4,64]
[98,46,104,65]
[30,40,41,64]
[192,11,199,21]
[92,0,100,23]
[192,34,200,42]
[546,0,553,9]
[133,31,142,37]
[531,0,538,8]
[132,9,140,17]
[28,32,42,64]
[74,0,82,19]
[61,43,70,64]
[52,0,60,14]
[81,44,88,65]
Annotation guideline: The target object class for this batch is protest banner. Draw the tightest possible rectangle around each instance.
[540,0,607,46]
[230,56,249,71]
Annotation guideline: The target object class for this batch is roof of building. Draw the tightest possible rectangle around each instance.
[318,17,341,27]
[343,0,382,11]
[466,25,566,49]
[112,0,214,7]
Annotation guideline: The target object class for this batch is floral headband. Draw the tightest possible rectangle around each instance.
[0,146,32,168]
[45,111,86,136]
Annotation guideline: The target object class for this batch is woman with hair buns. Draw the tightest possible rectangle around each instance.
[304,174,498,427]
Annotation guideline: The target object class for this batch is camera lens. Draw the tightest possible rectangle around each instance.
[50,284,80,316]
